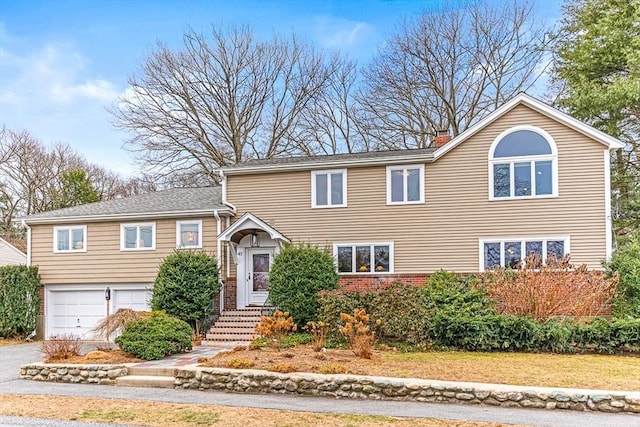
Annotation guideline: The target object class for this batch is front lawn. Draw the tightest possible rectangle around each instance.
[199,344,640,391]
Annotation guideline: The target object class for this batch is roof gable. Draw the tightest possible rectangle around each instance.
[433,93,625,160]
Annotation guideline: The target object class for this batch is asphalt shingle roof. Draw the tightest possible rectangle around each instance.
[224,148,437,170]
[21,186,227,222]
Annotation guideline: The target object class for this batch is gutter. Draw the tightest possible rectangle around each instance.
[20,208,233,225]
[220,153,436,176]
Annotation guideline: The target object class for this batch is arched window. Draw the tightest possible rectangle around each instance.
[489,127,557,199]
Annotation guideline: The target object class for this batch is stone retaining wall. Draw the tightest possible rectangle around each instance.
[20,363,640,414]
[20,363,129,385]
[174,367,640,414]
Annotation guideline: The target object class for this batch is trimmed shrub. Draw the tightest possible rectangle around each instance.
[115,311,192,360]
[0,265,41,338]
[268,243,338,326]
[573,317,640,354]
[481,255,617,320]
[606,239,640,317]
[152,250,220,334]
[424,270,495,316]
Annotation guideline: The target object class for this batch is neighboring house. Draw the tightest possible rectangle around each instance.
[22,93,625,338]
[0,237,26,266]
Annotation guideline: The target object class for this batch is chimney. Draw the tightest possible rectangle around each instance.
[434,129,452,148]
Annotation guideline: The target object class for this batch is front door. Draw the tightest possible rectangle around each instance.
[246,248,273,306]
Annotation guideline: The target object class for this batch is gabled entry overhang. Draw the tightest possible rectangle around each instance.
[218,212,289,263]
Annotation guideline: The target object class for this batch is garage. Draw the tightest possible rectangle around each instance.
[46,285,152,339]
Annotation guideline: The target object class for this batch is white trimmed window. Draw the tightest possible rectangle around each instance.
[489,126,558,200]
[121,222,155,251]
[53,226,86,253]
[312,169,347,208]
[386,165,424,205]
[334,243,393,273]
[176,220,202,248]
[480,237,569,271]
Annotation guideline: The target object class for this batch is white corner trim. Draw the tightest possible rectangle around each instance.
[604,150,614,260]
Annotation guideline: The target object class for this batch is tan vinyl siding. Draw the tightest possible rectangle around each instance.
[227,105,608,272]
[31,217,219,284]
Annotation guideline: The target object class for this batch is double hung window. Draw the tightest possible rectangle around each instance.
[312,170,347,208]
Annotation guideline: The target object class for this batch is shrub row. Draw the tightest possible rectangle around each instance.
[432,314,640,353]
[0,265,41,338]
[318,271,640,354]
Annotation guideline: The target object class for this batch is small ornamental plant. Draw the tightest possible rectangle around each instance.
[255,310,297,350]
[304,321,328,352]
[339,309,380,359]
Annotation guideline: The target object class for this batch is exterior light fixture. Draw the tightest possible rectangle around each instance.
[251,232,259,248]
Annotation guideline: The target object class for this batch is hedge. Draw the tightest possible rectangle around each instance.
[0,265,41,338]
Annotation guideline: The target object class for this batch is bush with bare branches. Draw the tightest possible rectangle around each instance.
[339,309,380,359]
[480,254,618,321]
[90,308,151,341]
[255,310,297,350]
[40,334,81,362]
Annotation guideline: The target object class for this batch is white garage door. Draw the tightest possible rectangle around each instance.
[113,289,151,312]
[49,290,106,339]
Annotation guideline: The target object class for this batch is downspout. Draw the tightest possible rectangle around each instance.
[218,170,237,214]
[214,209,224,314]
[21,220,31,266]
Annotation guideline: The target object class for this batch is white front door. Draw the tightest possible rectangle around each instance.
[246,248,273,306]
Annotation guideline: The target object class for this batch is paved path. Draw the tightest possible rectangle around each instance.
[1,343,638,427]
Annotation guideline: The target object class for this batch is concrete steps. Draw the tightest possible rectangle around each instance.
[116,366,176,388]
[203,308,263,343]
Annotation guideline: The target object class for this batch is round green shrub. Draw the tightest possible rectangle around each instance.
[152,250,220,332]
[115,311,192,360]
[268,243,338,326]
[606,239,640,318]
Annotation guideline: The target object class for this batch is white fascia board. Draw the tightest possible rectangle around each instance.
[22,208,234,225]
[219,153,435,175]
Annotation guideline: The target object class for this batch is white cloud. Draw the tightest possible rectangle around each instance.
[310,16,377,57]
[0,28,135,176]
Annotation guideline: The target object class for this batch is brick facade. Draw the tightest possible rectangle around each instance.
[337,274,429,290]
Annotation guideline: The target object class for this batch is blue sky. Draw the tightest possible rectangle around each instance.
[0,0,562,177]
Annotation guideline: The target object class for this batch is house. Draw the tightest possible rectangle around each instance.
[0,236,27,266]
[21,93,625,339]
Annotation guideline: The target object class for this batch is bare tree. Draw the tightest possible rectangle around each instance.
[295,60,374,155]
[359,0,549,149]
[0,127,152,239]
[110,26,344,185]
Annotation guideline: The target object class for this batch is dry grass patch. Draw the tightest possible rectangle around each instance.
[0,337,24,346]
[45,349,142,364]
[0,395,517,427]
[201,344,640,391]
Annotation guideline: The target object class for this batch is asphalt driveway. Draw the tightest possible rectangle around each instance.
[1,343,638,427]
